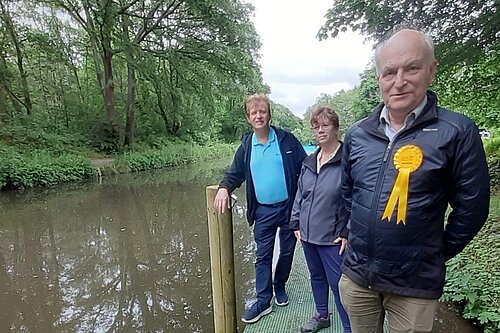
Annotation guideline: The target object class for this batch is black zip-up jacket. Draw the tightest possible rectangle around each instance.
[219,126,306,226]
[290,145,348,244]
[341,91,490,299]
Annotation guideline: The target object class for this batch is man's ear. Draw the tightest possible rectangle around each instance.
[429,60,438,83]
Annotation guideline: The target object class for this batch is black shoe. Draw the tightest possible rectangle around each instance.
[274,289,289,306]
[300,314,331,333]
[241,302,272,324]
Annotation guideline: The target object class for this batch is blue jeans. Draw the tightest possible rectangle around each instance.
[253,202,296,306]
[302,241,351,333]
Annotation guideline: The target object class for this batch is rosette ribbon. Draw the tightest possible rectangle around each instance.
[381,145,423,225]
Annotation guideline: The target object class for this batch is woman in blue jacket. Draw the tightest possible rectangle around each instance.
[291,106,351,333]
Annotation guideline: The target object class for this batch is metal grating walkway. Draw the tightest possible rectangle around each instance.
[243,246,347,333]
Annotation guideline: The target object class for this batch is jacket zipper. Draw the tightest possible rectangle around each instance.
[305,166,318,243]
[367,138,393,288]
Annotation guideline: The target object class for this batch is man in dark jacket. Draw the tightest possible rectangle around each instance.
[339,29,490,333]
[214,93,306,324]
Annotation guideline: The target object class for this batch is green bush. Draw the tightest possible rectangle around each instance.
[0,149,95,190]
[122,143,235,172]
[489,154,500,190]
[485,137,500,189]
[483,136,500,157]
[443,216,500,333]
[0,123,91,155]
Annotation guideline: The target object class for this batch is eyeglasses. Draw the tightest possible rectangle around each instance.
[311,124,333,132]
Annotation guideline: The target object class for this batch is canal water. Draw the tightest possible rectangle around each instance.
[0,160,488,332]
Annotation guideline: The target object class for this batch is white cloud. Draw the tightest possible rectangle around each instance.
[247,0,375,117]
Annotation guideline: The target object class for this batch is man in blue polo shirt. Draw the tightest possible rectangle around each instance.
[214,93,306,324]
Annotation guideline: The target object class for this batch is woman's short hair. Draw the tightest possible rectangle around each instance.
[244,94,271,115]
[310,106,339,129]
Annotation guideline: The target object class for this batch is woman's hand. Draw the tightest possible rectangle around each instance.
[334,237,348,255]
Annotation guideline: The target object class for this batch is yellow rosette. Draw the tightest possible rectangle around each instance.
[381,145,423,225]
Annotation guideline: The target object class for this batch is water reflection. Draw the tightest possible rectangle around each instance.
[0,160,254,333]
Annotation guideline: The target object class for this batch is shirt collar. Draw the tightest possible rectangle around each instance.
[380,95,428,126]
[252,127,275,146]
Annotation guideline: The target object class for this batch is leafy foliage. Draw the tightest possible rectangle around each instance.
[270,102,302,133]
[318,0,499,68]
[444,214,500,333]
[433,44,500,128]
[484,137,500,190]
[0,147,95,189]
[122,142,235,172]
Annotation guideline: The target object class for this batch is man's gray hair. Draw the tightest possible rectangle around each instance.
[374,29,436,75]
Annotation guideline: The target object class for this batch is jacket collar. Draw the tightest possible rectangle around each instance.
[271,125,286,142]
[359,90,439,137]
[242,125,286,145]
[303,142,343,171]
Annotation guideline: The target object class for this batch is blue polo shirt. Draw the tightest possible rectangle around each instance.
[250,128,288,204]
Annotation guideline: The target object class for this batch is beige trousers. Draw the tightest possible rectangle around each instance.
[339,274,438,333]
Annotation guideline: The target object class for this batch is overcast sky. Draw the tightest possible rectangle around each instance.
[248,0,375,117]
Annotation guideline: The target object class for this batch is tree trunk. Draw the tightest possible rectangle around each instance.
[0,53,6,120]
[121,15,136,147]
[153,82,170,132]
[167,64,181,135]
[82,3,104,92]
[100,1,119,148]
[0,82,6,122]
[102,39,115,123]
[0,0,32,115]
[51,9,83,101]
[123,62,136,147]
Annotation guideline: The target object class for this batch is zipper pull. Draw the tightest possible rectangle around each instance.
[383,143,392,162]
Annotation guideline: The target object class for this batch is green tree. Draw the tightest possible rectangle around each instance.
[270,102,301,133]
[433,44,500,128]
[0,0,266,149]
[356,66,380,119]
[318,0,499,68]
[0,0,32,115]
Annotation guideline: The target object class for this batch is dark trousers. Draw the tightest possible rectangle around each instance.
[253,202,296,306]
[302,241,351,333]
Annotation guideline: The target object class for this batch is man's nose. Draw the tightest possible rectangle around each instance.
[394,69,406,88]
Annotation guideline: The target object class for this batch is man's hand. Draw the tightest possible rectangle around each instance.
[294,230,301,242]
[334,237,348,255]
[214,188,230,214]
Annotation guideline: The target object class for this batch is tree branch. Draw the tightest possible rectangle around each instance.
[135,0,185,44]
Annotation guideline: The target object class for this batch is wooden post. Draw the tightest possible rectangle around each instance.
[206,185,237,333]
